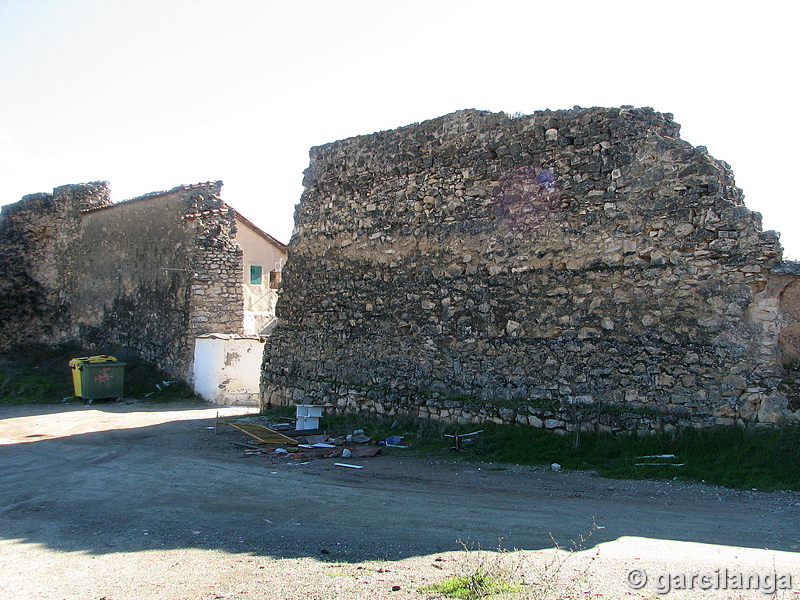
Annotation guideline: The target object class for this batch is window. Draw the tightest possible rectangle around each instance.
[249,265,262,285]
[269,269,281,289]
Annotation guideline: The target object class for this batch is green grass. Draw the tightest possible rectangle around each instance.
[423,570,519,600]
[420,542,523,600]
[0,371,69,403]
[0,343,197,404]
[260,409,800,491]
[461,422,800,491]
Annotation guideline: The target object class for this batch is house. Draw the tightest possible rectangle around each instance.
[234,210,287,336]
[0,180,287,388]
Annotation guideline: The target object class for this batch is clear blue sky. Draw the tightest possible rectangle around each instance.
[1,0,798,257]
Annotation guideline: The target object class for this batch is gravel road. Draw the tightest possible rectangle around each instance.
[1,401,798,599]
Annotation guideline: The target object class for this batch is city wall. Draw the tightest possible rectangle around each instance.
[0,181,243,380]
[262,107,800,431]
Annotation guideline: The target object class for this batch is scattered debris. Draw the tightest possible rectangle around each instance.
[295,403,326,430]
[349,446,381,458]
[304,434,329,445]
[551,462,562,472]
[219,417,387,462]
[225,423,299,446]
[637,454,676,459]
[379,435,403,446]
[334,463,364,469]
[346,429,371,444]
[635,454,686,467]
[232,441,268,451]
[445,429,483,451]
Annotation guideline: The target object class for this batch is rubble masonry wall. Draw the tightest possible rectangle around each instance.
[261,107,800,432]
[0,181,243,380]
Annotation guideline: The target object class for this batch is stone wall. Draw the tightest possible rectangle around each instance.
[0,182,111,349]
[262,107,800,431]
[0,181,243,380]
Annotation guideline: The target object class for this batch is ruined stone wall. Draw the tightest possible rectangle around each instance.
[183,185,245,343]
[0,181,243,380]
[70,182,244,378]
[0,182,111,348]
[262,107,800,431]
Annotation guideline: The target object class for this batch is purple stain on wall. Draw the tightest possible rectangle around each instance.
[535,170,556,192]
[492,166,559,230]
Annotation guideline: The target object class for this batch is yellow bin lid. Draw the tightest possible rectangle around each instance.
[69,355,118,367]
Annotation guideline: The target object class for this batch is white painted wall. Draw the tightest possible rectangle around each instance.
[193,335,265,405]
[235,216,287,335]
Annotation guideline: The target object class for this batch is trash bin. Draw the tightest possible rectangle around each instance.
[69,355,126,400]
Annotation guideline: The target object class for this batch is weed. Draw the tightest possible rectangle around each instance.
[423,526,600,600]
[426,570,515,599]
[422,541,522,600]
[518,525,600,600]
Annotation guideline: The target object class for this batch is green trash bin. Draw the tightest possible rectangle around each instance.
[69,355,126,400]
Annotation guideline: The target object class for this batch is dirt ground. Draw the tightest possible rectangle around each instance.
[1,401,798,600]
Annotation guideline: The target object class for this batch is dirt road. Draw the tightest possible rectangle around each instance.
[1,402,798,599]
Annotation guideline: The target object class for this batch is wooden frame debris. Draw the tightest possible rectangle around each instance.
[225,422,299,446]
[444,430,483,451]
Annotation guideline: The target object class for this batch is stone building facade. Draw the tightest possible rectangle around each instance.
[1,180,285,381]
[261,107,800,431]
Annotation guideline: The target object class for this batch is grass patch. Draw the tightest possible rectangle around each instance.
[425,569,518,600]
[463,422,800,491]
[422,543,522,600]
[0,343,197,404]
[421,529,599,600]
[262,408,800,491]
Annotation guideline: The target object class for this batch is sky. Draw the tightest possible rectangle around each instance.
[1,0,798,257]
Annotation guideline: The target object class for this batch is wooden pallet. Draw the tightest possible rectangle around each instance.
[225,423,299,446]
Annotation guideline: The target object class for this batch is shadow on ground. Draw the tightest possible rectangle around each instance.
[0,403,798,563]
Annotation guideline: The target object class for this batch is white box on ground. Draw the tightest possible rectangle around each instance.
[295,405,324,429]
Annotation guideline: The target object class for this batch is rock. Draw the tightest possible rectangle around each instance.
[758,393,789,424]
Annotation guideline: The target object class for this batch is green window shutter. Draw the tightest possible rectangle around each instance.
[249,265,263,285]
